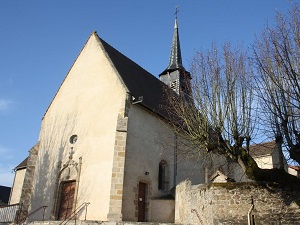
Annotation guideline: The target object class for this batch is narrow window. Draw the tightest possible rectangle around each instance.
[158,160,168,190]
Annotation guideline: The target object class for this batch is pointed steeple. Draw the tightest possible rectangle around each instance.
[159,8,192,98]
[164,18,183,72]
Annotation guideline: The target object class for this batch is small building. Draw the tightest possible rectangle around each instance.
[249,141,289,171]
[0,186,11,206]
[9,157,28,205]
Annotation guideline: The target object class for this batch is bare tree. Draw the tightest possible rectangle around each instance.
[254,3,300,166]
[165,42,300,186]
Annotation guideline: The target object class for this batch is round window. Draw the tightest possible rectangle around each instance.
[69,135,78,144]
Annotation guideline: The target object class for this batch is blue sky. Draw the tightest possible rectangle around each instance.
[0,0,296,187]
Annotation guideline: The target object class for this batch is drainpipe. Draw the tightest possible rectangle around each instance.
[248,197,254,225]
[173,134,177,186]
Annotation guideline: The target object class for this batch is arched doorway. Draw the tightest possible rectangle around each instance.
[52,157,82,220]
[57,180,76,220]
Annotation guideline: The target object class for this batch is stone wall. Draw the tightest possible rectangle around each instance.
[18,143,39,219]
[175,179,300,225]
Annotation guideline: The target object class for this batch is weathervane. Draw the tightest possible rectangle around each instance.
[174,5,179,19]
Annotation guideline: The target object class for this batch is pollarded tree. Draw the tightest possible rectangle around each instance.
[254,4,300,165]
[165,42,300,186]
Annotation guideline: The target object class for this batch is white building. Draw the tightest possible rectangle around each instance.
[9,18,206,223]
[8,17,294,224]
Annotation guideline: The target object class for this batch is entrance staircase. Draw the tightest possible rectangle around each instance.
[0,204,179,225]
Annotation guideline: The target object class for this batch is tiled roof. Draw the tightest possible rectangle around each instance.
[249,141,276,157]
[98,34,169,116]
[14,143,39,171]
[14,157,28,170]
[289,165,300,171]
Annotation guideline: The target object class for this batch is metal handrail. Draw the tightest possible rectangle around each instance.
[60,202,90,225]
[248,197,255,225]
[191,208,204,225]
[18,205,47,224]
[0,203,20,223]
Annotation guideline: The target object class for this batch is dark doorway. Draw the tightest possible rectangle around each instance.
[138,182,147,222]
[58,181,76,220]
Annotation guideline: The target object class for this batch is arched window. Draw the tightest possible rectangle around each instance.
[158,160,168,190]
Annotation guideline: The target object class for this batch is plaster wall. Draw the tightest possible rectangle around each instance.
[150,199,175,223]
[122,105,206,222]
[288,167,299,177]
[253,155,274,169]
[9,169,26,205]
[122,105,176,222]
[175,140,205,185]
[254,150,290,174]
[205,153,249,183]
[29,33,127,221]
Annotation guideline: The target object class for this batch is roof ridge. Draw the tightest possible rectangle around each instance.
[96,34,161,84]
[94,33,169,115]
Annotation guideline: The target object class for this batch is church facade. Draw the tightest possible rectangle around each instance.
[11,18,208,223]
[7,15,295,224]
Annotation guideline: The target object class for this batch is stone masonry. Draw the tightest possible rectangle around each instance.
[17,143,39,221]
[107,96,130,221]
[176,179,300,225]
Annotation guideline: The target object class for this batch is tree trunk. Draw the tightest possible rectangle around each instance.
[289,146,300,166]
[237,147,300,188]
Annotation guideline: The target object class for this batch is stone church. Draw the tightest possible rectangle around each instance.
[9,17,209,223]
[7,15,300,224]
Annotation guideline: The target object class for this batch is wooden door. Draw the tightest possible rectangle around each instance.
[58,181,76,220]
[138,182,147,222]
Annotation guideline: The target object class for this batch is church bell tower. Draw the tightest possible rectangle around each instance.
[159,10,192,98]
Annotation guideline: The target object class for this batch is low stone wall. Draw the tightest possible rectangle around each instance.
[175,179,300,225]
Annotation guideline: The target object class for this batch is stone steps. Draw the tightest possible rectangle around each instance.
[25,221,179,225]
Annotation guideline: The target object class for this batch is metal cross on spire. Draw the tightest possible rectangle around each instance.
[174,5,179,19]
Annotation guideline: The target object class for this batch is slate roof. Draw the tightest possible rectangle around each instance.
[97,33,169,117]
[160,18,184,75]
[14,157,28,171]
[249,141,276,157]
[0,185,11,204]
[14,143,39,171]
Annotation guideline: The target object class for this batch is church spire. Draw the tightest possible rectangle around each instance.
[159,7,192,97]
[162,8,183,73]
[167,18,183,71]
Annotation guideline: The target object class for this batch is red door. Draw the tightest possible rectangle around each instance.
[138,182,147,222]
[58,181,76,220]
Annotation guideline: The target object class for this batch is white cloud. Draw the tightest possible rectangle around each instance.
[0,99,12,112]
